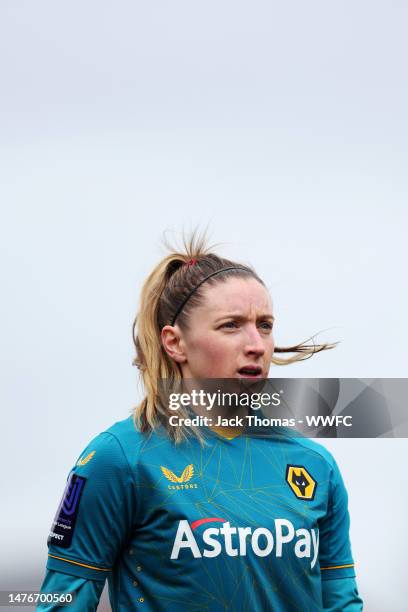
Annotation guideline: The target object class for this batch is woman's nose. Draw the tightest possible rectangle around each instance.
[244,328,265,355]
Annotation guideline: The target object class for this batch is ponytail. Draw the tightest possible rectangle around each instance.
[132,252,187,438]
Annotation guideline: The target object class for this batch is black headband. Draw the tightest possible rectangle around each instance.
[170,266,251,326]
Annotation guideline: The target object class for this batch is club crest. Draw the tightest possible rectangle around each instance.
[286,465,317,500]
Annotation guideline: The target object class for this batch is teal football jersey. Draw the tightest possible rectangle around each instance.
[44,416,360,611]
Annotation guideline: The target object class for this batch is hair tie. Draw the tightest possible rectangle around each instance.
[186,258,198,267]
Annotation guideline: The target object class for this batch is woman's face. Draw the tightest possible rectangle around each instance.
[163,276,274,378]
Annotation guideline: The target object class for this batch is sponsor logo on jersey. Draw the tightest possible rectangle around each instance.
[77,451,96,466]
[170,518,319,569]
[160,464,198,490]
[286,465,317,500]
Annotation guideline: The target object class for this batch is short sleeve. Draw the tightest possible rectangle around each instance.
[46,432,136,581]
[318,458,357,581]
[321,577,363,611]
[37,569,104,611]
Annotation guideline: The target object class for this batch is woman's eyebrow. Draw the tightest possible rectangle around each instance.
[214,312,275,322]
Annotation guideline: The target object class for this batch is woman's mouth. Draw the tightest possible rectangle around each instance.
[237,366,263,378]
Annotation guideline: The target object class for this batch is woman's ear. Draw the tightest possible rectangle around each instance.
[161,325,187,363]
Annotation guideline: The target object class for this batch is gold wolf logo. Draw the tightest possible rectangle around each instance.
[286,465,317,501]
[160,464,195,483]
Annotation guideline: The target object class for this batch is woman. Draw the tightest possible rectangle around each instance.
[38,235,363,611]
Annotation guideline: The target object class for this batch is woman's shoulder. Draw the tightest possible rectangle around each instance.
[103,413,144,447]
[287,436,348,489]
[273,429,344,481]
[74,415,154,476]
[290,436,336,465]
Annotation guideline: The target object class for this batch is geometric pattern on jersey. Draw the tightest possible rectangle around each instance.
[46,416,356,611]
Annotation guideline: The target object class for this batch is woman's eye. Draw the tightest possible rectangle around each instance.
[259,322,273,331]
[221,321,238,329]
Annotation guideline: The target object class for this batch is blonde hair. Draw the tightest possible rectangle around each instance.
[132,232,336,443]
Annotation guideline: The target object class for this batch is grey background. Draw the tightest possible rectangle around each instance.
[1,1,407,610]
